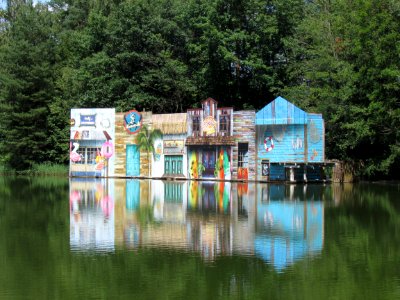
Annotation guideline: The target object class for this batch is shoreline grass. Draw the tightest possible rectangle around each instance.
[0,163,68,176]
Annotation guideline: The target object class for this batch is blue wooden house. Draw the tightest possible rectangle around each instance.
[255,96,326,182]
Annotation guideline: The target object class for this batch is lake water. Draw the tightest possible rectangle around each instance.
[0,177,399,299]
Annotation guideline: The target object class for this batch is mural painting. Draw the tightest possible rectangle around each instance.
[203,116,217,136]
[154,140,162,161]
[123,110,142,134]
[189,150,201,179]
[215,148,231,180]
[188,148,231,180]
[70,108,115,177]
[69,96,326,182]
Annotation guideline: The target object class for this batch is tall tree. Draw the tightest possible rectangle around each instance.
[283,0,400,178]
[0,3,57,169]
[184,0,304,109]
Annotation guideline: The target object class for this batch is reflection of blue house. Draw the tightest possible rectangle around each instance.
[255,201,324,271]
[256,96,327,182]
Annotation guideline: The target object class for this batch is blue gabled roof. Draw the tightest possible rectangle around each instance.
[256,96,308,125]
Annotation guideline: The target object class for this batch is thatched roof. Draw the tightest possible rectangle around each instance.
[152,113,187,134]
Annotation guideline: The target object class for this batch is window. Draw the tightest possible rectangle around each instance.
[74,147,99,164]
[238,143,249,168]
[192,116,200,133]
[86,147,98,164]
[262,160,270,176]
[219,115,230,133]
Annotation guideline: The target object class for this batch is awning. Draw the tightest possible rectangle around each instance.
[186,136,236,146]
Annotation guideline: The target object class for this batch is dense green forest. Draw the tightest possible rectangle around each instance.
[0,0,399,179]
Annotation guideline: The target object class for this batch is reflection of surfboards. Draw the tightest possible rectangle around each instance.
[189,181,198,208]
[218,149,224,179]
[223,149,230,179]
[190,152,198,179]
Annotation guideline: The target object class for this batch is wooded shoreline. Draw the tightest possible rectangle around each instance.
[1,1,399,180]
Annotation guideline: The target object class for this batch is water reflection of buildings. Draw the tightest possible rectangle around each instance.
[69,179,325,270]
[69,179,115,252]
[256,185,324,271]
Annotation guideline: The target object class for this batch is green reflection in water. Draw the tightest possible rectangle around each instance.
[0,177,399,299]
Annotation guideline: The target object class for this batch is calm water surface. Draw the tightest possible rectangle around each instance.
[0,177,399,299]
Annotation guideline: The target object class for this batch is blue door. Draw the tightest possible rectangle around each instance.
[126,145,140,176]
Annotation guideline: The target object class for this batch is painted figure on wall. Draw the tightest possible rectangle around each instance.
[95,149,105,171]
[154,140,162,161]
[189,151,199,179]
[124,110,142,134]
[70,142,82,162]
[214,148,231,180]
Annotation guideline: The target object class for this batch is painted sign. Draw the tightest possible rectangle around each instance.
[163,140,184,154]
[291,136,303,150]
[124,110,142,134]
[80,114,96,127]
[203,116,217,136]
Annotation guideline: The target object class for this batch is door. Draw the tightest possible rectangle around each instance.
[202,149,216,177]
[164,155,183,175]
[126,145,140,176]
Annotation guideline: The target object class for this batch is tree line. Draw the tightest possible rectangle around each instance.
[0,0,399,179]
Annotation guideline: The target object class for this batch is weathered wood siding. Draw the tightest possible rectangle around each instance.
[256,96,307,125]
[256,124,307,164]
[307,113,325,162]
[255,97,326,181]
[232,110,256,180]
[114,112,153,177]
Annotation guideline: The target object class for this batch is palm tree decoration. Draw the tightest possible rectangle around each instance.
[135,125,163,177]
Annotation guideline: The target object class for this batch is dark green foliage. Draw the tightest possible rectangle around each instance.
[282,0,400,179]
[0,3,57,170]
[0,0,398,178]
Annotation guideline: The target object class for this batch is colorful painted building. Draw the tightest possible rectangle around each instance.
[152,113,188,178]
[70,108,116,177]
[69,96,328,182]
[186,98,235,180]
[184,98,257,181]
[256,96,326,182]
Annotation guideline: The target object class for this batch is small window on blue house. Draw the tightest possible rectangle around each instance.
[261,160,269,176]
